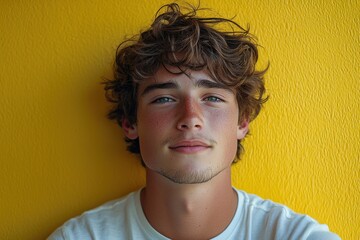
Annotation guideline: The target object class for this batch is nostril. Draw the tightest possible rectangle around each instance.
[177,122,202,130]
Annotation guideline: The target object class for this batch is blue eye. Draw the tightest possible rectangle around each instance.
[204,96,224,102]
[152,97,175,104]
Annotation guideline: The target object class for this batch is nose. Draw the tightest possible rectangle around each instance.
[176,97,203,131]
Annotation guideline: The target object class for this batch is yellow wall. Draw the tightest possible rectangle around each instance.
[1,0,359,239]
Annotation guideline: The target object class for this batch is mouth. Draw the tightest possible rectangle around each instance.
[169,140,212,154]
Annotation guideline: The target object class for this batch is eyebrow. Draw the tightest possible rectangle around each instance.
[195,79,232,92]
[141,82,179,96]
[140,79,232,96]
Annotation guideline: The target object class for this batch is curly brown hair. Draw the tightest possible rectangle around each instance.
[104,3,268,163]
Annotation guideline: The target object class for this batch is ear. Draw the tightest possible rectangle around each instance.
[237,120,249,140]
[122,119,138,140]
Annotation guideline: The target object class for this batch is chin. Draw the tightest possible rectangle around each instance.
[157,165,228,184]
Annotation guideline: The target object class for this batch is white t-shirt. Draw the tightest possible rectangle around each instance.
[48,189,340,240]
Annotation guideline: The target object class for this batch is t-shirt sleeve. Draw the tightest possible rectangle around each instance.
[47,227,66,240]
[307,231,341,240]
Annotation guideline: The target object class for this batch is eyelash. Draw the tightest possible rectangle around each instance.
[152,97,175,104]
[151,96,224,104]
[203,96,224,102]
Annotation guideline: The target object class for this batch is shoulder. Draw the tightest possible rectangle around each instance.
[47,190,139,240]
[238,189,310,221]
[234,189,340,239]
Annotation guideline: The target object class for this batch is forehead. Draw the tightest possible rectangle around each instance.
[153,65,212,83]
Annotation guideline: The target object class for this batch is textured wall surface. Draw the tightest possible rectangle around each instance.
[0,0,359,239]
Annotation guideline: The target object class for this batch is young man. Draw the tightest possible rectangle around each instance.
[48,3,340,240]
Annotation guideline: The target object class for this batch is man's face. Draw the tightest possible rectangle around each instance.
[124,66,248,184]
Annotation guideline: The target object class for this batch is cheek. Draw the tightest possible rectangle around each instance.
[138,110,172,134]
[209,108,239,133]
[138,116,175,170]
[136,110,173,159]
[208,109,239,158]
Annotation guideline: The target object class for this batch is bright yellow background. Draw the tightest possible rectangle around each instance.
[1,0,359,239]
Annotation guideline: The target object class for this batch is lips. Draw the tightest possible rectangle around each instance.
[169,140,211,153]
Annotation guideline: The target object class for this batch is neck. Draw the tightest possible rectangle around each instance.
[141,167,238,240]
